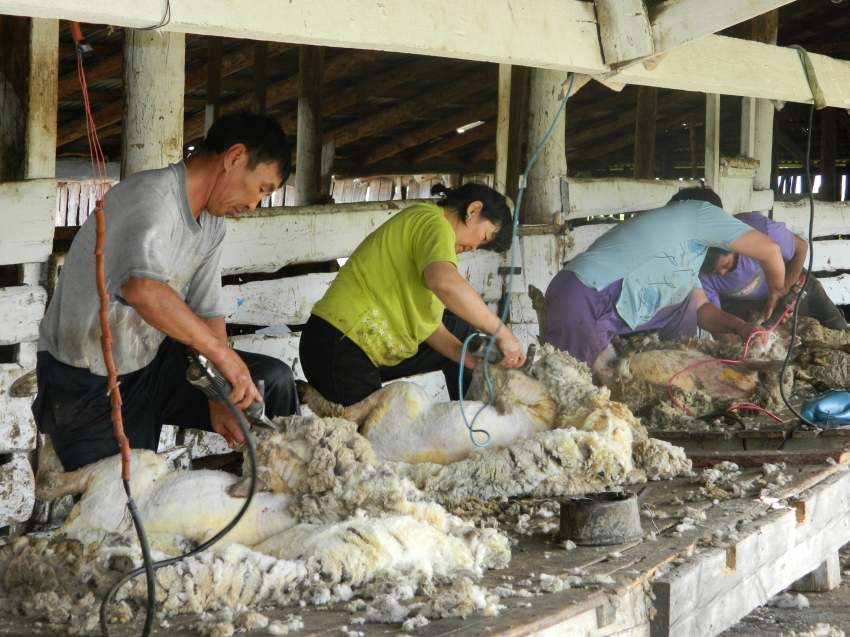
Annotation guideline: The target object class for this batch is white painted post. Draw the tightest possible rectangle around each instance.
[705,93,721,190]
[740,97,756,158]
[524,68,567,224]
[494,64,511,194]
[121,29,185,179]
[320,138,335,197]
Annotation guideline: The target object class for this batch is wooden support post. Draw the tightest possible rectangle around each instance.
[820,108,837,201]
[661,146,674,179]
[121,29,185,179]
[24,18,58,180]
[253,41,268,115]
[524,68,566,225]
[494,64,511,194]
[633,85,658,179]
[320,138,335,198]
[294,45,324,207]
[505,66,530,209]
[705,93,721,189]
[448,174,463,190]
[689,119,698,179]
[744,10,778,191]
[205,36,222,135]
[790,550,841,592]
[0,15,30,182]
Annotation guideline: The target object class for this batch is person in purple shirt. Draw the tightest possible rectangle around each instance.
[699,212,847,341]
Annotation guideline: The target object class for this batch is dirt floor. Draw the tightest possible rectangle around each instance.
[720,543,850,637]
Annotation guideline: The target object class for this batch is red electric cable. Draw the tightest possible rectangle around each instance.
[71,22,131,482]
[666,299,799,422]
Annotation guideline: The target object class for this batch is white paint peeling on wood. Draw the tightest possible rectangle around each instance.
[773,200,850,240]
[0,286,47,346]
[222,199,423,275]
[595,0,654,66]
[0,179,56,266]
[810,241,850,274]
[0,368,38,453]
[821,274,850,306]
[0,454,35,525]
[563,177,686,219]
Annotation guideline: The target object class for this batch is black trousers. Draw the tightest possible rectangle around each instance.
[299,312,477,407]
[32,337,299,471]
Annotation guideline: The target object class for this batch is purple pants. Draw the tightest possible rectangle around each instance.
[544,270,698,367]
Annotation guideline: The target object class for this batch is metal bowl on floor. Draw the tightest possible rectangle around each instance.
[558,490,643,546]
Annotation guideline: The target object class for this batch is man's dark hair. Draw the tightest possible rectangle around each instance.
[197,110,292,186]
[430,182,514,253]
[668,185,723,209]
[700,247,733,275]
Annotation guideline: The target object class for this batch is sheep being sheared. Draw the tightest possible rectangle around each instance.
[297,365,556,465]
[296,345,691,501]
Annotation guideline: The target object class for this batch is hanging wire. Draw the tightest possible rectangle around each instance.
[458,73,577,446]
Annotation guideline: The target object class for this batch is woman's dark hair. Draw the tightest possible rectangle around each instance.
[430,182,513,253]
[700,247,733,275]
[197,110,292,186]
[668,185,723,209]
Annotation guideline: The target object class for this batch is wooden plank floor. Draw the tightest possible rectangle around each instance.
[3,460,849,637]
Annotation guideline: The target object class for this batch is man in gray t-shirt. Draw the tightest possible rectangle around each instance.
[33,111,299,471]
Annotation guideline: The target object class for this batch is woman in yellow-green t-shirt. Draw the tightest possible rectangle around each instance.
[299,182,527,406]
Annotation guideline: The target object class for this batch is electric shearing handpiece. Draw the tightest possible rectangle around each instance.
[186,348,278,430]
[467,334,505,364]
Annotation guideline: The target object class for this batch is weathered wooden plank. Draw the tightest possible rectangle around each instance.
[24,18,58,180]
[821,274,850,307]
[772,200,850,239]
[0,179,56,265]
[614,35,850,109]
[222,250,502,326]
[222,199,421,275]
[595,0,653,66]
[567,223,616,258]
[790,551,841,592]
[810,240,850,273]
[294,45,324,206]
[0,368,38,453]
[4,0,606,75]
[688,449,848,467]
[0,286,47,345]
[0,454,35,526]
[647,0,795,63]
[563,178,685,220]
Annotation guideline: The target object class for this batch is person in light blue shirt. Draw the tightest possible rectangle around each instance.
[544,186,787,369]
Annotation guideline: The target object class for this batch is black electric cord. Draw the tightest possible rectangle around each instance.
[99,357,258,637]
[777,103,821,451]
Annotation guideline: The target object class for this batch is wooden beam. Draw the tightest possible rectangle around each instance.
[524,68,566,225]
[411,121,496,163]
[24,18,58,180]
[820,108,837,202]
[323,67,496,150]
[359,101,496,167]
[185,48,384,143]
[57,51,121,99]
[494,64,511,194]
[121,29,185,178]
[0,15,30,182]
[294,46,324,206]
[595,0,653,66]
[744,9,777,191]
[505,66,530,207]
[4,0,606,74]
[646,0,795,63]
[633,85,657,179]
[0,179,56,266]
[204,36,222,134]
[275,56,446,137]
[704,93,720,189]
[253,41,268,115]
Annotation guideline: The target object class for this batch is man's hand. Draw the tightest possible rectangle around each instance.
[762,288,785,323]
[735,322,769,346]
[206,345,262,409]
[209,401,246,448]
[494,330,526,368]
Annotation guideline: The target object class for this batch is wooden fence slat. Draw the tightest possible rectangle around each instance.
[0,180,56,266]
[564,177,686,220]
[822,274,850,306]
[0,286,48,346]
[773,200,850,239]
[0,368,38,453]
[222,199,430,275]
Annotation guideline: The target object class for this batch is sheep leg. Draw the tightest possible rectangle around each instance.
[35,442,100,501]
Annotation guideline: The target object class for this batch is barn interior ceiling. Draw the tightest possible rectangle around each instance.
[54,0,849,182]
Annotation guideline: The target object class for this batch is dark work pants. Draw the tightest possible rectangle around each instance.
[299,312,477,406]
[32,337,300,471]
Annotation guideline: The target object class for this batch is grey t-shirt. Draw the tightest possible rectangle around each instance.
[39,162,226,376]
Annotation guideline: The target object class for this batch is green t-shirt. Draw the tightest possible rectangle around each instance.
[311,202,458,367]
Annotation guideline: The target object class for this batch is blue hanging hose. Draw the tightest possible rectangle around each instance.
[459,73,576,447]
